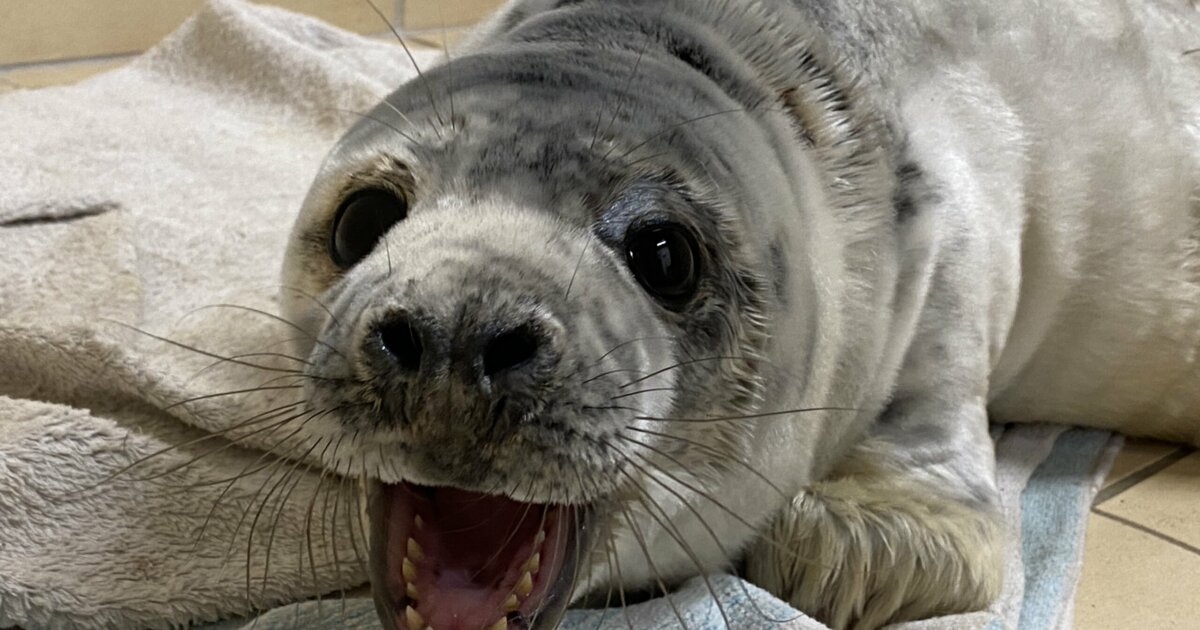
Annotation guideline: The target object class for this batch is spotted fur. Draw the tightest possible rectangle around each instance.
[281,1,1200,628]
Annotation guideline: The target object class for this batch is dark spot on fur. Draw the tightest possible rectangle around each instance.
[770,239,788,304]
[893,160,926,223]
[778,87,817,146]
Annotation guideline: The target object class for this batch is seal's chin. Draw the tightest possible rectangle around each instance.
[368,481,586,630]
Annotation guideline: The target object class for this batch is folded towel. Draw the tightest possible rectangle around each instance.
[0,2,1118,629]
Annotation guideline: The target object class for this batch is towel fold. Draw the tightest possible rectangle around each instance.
[0,2,1116,629]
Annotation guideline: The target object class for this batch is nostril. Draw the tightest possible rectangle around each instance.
[377,316,423,372]
[483,326,540,376]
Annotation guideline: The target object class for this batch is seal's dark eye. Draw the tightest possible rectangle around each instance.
[624,223,700,305]
[329,188,408,268]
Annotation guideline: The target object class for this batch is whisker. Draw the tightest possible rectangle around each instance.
[624,426,789,500]
[619,507,688,629]
[588,2,671,151]
[162,384,304,411]
[609,105,776,163]
[618,356,746,390]
[563,238,590,302]
[587,519,618,630]
[437,0,457,132]
[353,464,373,578]
[333,107,420,144]
[526,504,558,630]
[623,150,672,171]
[618,435,823,567]
[635,405,859,424]
[192,443,297,550]
[102,318,306,375]
[340,456,368,577]
[623,476,730,629]
[57,401,305,498]
[328,453,351,616]
[620,452,800,625]
[319,435,349,611]
[561,334,672,383]
[195,351,315,376]
[563,504,589,616]
[303,438,339,610]
[207,409,336,554]
[581,404,644,414]
[605,533,635,630]
[591,335,674,368]
[609,386,675,401]
[581,367,644,385]
[278,284,342,328]
[132,408,316,484]
[254,437,323,600]
[188,303,346,360]
[244,453,303,606]
[224,420,322,559]
[362,0,446,133]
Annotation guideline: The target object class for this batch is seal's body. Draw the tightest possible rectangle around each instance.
[280,1,1200,628]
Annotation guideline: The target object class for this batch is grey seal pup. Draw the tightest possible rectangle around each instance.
[279,1,1200,628]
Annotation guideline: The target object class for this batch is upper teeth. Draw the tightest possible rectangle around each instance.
[515,571,534,597]
[402,558,417,583]
[404,606,423,630]
[521,553,540,574]
[407,537,424,561]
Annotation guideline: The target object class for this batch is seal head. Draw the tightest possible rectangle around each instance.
[280,2,896,628]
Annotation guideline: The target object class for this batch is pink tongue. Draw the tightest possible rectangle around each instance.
[429,488,541,587]
[386,484,565,630]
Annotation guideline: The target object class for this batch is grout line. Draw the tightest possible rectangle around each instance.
[401,25,473,37]
[0,51,137,73]
[1092,445,1195,506]
[1093,507,1200,558]
[405,35,452,51]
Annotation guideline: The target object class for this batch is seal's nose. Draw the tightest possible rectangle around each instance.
[370,308,559,390]
[376,313,425,373]
[481,325,541,378]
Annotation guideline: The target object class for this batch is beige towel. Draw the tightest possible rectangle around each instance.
[0,1,440,627]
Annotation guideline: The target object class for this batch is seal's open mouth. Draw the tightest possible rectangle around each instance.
[369,482,585,630]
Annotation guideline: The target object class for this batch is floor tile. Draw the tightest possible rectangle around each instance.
[1074,512,1200,629]
[1101,438,1183,490]
[0,1,395,66]
[1,58,130,89]
[402,0,502,30]
[0,0,195,65]
[273,0,396,34]
[1100,452,1200,550]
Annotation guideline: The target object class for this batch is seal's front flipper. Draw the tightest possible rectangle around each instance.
[745,430,1004,630]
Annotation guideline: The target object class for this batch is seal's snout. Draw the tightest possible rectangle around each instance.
[367,301,563,396]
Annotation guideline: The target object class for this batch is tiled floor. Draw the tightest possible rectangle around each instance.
[1075,441,1200,628]
[4,7,1200,629]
